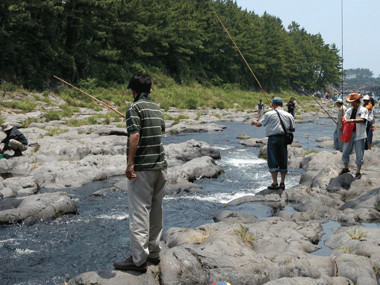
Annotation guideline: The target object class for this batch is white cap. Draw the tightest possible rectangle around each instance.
[362,95,370,101]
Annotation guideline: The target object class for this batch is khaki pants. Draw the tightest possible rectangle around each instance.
[127,169,166,266]
[9,139,28,151]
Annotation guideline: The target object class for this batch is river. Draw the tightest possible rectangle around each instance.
[0,119,336,285]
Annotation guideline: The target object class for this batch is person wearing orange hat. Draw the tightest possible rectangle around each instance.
[339,93,368,179]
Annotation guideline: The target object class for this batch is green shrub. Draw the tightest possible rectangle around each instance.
[0,99,36,113]
[186,98,198,109]
[47,127,68,136]
[43,111,61,121]
[214,101,225,109]
[21,117,41,128]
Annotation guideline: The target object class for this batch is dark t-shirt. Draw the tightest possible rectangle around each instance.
[1,128,28,150]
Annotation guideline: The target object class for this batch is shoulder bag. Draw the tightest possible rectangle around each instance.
[275,110,294,145]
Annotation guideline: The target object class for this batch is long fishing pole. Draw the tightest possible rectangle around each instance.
[341,0,344,97]
[53,75,126,118]
[214,11,271,106]
[311,95,337,125]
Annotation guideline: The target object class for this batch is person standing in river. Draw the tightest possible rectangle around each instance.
[339,93,368,179]
[330,98,347,152]
[251,97,295,190]
[286,97,297,117]
[113,74,167,272]
[257,99,264,117]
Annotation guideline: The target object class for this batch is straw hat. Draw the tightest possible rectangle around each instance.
[346,93,360,103]
[1,122,13,132]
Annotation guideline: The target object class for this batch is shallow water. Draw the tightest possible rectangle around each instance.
[0,119,338,285]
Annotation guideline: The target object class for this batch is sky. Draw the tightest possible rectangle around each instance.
[235,0,380,77]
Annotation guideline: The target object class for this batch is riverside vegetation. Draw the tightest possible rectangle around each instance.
[1,83,380,284]
[0,79,319,128]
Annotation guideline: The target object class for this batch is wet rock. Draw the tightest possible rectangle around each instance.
[166,156,222,183]
[164,181,202,195]
[240,137,267,147]
[0,192,77,224]
[165,139,221,166]
[166,122,226,135]
[327,173,355,192]
[68,267,160,285]
[213,210,257,224]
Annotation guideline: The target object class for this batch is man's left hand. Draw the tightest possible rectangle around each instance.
[125,165,137,180]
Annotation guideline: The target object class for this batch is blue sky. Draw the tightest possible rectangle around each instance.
[235,0,380,77]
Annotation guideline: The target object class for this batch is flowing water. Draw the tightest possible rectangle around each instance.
[0,119,337,285]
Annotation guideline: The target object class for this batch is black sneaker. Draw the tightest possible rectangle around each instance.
[268,183,279,190]
[147,256,160,265]
[113,256,147,272]
[355,173,362,180]
[339,168,350,175]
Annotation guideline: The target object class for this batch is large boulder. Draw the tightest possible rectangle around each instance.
[0,192,77,224]
[167,156,222,183]
[160,218,337,285]
[165,139,221,166]
[0,176,38,198]
[68,267,160,285]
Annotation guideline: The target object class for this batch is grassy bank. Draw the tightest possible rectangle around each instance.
[0,79,318,125]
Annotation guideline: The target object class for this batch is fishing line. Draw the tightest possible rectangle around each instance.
[214,11,271,106]
[53,75,126,118]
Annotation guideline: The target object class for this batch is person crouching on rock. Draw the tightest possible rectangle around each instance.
[339,93,368,179]
[0,122,28,157]
[113,74,167,273]
[251,97,295,190]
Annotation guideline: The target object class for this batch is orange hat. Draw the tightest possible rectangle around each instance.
[346,93,360,103]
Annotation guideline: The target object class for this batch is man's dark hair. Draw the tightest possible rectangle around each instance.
[127,74,152,94]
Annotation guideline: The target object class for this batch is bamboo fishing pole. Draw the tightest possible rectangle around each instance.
[311,95,337,125]
[300,87,338,125]
[53,75,126,118]
[214,11,271,106]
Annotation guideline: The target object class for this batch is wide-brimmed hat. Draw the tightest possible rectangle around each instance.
[1,122,13,132]
[346,93,360,103]
[362,95,370,101]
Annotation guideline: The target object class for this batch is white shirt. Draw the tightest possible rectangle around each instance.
[344,105,368,141]
[259,107,295,137]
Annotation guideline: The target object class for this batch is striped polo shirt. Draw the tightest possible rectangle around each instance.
[126,92,167,171]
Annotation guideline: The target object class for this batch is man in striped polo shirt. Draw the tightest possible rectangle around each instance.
[114,74,167,272]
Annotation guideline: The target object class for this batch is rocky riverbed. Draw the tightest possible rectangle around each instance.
[1,99,380,284]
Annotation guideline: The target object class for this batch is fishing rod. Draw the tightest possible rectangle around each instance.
[53,75,126,118]
[311,95,337,125]
[295,85,337,125]
[214,11,271,106]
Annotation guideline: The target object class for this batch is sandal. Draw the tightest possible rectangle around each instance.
[279,183,285,190]
[339,168,350,175]
[355,173,362,180]
[268,183,279,190]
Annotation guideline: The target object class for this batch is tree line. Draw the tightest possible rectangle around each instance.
[344,68,380,86]
[0,0,342,91]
